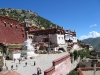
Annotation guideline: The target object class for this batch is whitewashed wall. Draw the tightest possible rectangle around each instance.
[73,37,77,43]
[56,34,65,44]
[13,53,21,59]
[53,47,59,51]
[65,34,70,40]
[9,53,21,60]
[69,34,73,40]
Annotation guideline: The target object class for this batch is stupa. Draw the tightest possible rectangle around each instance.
[21,38,38,59]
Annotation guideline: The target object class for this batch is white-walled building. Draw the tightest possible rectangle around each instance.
[33,34,65,45]
[28,28,78,45]
[65,29,77,43]
[27,28,78,46]
[27,27,78,52]
[29,28,66,45]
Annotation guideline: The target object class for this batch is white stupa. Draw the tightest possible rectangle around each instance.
[22,39,38,58]
[24,39,35,51]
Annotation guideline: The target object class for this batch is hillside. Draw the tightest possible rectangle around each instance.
[0,8,61,28]
[82,37,100,51]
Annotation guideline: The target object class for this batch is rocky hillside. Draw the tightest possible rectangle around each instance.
[82,37,100,51]
[0,8,61,28]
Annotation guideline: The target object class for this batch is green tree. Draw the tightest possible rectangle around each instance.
[74,50,78,60]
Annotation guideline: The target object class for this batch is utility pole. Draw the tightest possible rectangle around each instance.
[48,34,51,54]
[93,60,98,75]
[94,63,96,75]
[26,31,28,39]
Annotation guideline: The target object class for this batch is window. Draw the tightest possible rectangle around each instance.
[22,34,24,38]
[4,23,6,27]
[22,29,24,32]
[10,24,12,28]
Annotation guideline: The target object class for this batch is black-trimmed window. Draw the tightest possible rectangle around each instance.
[10,24,12,28]
[4,23,6,27]
[22,34,24,38]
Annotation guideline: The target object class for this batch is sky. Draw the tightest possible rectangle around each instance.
[1,0,100,40]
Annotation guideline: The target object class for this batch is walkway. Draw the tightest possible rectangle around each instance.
[6,52,69,75]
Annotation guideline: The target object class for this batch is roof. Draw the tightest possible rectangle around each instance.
[29,28,65,35]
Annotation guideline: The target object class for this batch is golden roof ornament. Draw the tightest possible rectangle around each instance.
[32,24,37,27]
[41,27,45,30]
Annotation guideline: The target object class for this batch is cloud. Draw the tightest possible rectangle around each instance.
[80,31,100,40]
[90,24,97,27]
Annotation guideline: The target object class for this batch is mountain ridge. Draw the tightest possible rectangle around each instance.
[82,37,100,51]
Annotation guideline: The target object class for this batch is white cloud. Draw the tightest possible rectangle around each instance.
[80,31,100,40]
[90,24,97,28]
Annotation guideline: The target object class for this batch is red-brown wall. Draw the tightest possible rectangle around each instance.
[0,16,26,44]
[44,54,72,75]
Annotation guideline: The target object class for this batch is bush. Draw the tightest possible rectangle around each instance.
[68,70,78,75]
[74,50,78,60]
[70,49,91,61]
[9,50,13,53]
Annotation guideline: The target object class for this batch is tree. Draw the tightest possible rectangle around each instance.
[74,50,78,60]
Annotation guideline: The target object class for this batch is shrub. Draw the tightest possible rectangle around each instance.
[68,70,78,75]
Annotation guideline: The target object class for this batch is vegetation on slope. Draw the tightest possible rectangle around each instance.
[70,49,90,62]
[68,49,91,75]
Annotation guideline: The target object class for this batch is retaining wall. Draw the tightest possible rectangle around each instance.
[77,67,100,75]
[44,54,72,75]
